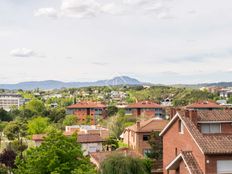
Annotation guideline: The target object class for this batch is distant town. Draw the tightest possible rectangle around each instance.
[0,82,232,173]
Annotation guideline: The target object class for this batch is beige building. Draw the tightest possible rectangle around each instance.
[122,118,168,155]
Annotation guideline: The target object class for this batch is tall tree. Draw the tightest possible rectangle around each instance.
[100,154,151,174]
[14,132,96,174]
[27,117,49,135]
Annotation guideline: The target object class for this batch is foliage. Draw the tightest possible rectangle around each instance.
[45,108,66,123]
[8,140,28,154]
[107,106,118,116]
[0,164,7,174]
[147,132,163,160]
[100,154,151,174]
[3,120,27,140]
[0,108,13,122]
[108,115,136,139]
[14,132,96,174]
[103,137,119,150]
[22,99,46,115]
[27,117,49,135]
[63,115,77,126]
[0,148,17,169]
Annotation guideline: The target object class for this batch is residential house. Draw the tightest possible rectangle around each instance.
[185,100,223,110]
[64,125,109,139]
[32,134,46,147]
[66,101,107,125]
[160,109,232,174]
[77,133,105,156]
[90,147,143,169]
[122,118,168,155]
[125,101,165,118]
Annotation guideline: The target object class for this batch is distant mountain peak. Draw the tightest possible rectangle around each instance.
[0,76,144,90]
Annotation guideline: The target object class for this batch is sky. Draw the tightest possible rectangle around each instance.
[1,0,232,84]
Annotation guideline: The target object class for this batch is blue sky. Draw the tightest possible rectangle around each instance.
[0,0,232,84]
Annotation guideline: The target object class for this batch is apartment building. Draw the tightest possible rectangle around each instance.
[122,118,168,155]
[185,100,223,110]
[125,101,165,118]
[0,94,24,111]
[160,109,232,174]
[66,101,107,125]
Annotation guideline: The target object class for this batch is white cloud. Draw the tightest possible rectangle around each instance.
[34,0,174,19]
[34,8,58,18]
[10,48,36,57]
[60,0,101,18]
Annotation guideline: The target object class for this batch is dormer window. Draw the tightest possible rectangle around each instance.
[178,120,184,134]
[200,123,221,134]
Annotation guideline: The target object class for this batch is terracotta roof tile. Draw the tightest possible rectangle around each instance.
[32,134,46,141]
[90,148,143,164]
[126,118,168,133]
[126,101,162,109]
[67,101,106,109]
[197,110,232,122]
[77,134,105,143]
[181,151,203,174]
[186,100,223,109]
[181,114,232,154]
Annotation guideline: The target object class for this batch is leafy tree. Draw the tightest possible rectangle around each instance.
[63,115,77,126]
[100,154,151,174]
[0,108,12,121]
[23,99,45,115]
[107,106,118,116]
[0,149,17,169]
[0,164,7,174]
[103,137,119,151]
[147,132,163,160]
[14,132,96,174]
[46,108,66,123]
[27,117,49,135]
[3,120,27,141]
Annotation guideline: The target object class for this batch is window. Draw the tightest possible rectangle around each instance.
[201,123,221,134]
[217,160,232,174]
[143,149,152,156]
[178,120,184,134]
[143,135,150,141]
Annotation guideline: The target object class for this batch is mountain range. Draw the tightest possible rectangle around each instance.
[0,76,232,90]
[0,76,144,90]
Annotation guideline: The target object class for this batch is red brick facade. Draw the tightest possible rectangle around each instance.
[161,110,232,174]
[162,118,205,174]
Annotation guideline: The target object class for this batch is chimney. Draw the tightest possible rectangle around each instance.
[185,109,198,125]
[189,110,198,125]
[136,121,140,129]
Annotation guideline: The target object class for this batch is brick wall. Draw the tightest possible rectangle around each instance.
[162,118,206,174]
[205,155,232,174]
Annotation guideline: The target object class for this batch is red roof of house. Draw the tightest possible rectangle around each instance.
[77,134,105,143]
[67,101,106,109]
[32,134,46,141]
[125,118,168,133]
[90,148,143,165]
[197,110,232,122]
[186,101,223,109]
[126,101,162,109]
[160,110,232,154]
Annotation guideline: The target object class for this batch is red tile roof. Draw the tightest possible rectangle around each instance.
[186,101,223,109]
[161,111,232,154]
[67,101,106,109]
[126,101,162,108]
[166,151,203,174]
[77,134,105,143]
[32,134,46,141]
[125,118,168,133]
[197,110,232,122]
[90,148,143,165]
